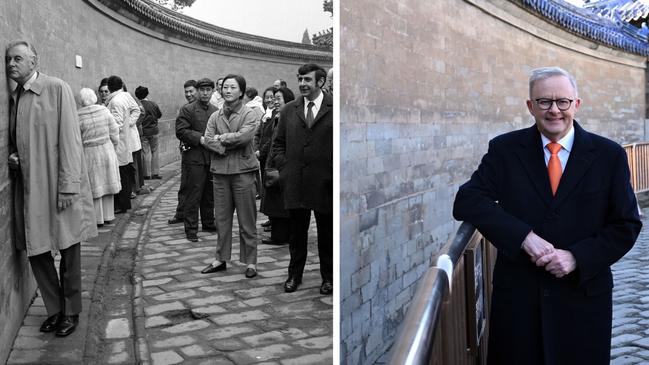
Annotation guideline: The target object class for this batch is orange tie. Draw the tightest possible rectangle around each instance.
[547,142,562,196]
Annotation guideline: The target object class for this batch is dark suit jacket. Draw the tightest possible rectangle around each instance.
[272,92,333,214]
[175,100,217,165]
[453,122,641,365]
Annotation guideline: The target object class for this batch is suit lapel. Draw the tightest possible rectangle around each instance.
[312,93,332,127]
[294,98,307,127]
[551,122,596,208]
[515,125,552,207]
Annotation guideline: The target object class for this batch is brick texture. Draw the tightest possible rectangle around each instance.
[340,0,646,363]
[0,0,330,362]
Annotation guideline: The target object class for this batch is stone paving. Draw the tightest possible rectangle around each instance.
[610,207,649,365]
[6,161,333,365]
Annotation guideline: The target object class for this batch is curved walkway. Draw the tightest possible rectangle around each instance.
[6,161,333,365]
[610,207,649,364]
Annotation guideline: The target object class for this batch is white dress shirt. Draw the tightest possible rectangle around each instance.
[540,125,575,172]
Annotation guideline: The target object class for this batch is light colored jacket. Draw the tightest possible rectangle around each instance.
[204,103,259,175]
[10,73,97,256]
[77,104,122,198]
[106,90,140,165]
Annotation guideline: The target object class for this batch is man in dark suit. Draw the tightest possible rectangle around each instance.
[175,78,218,242]
[453,67,642,365]
[272,63,333,295]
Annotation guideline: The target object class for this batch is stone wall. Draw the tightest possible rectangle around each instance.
[340,0,646,363]
[0,0,331,362]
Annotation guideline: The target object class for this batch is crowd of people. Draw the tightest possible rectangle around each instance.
[6,39,334,337]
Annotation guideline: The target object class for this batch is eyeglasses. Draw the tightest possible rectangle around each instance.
[535,98,574,111]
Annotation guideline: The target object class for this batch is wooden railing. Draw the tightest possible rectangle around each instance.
[624,142,649,194]
[388,223,495,365]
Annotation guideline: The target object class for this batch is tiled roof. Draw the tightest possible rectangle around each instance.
[518,0,649,56]
[313,28,333,49]
[95,0,333,63]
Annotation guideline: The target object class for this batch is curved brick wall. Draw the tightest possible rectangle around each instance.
[340,0,646,363]
[0,0,331,362]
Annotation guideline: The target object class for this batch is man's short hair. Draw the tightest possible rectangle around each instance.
[222,74,247,100]
[245,87,258,100]
[529,67,578,98]
[135,86,149,100]
[195,78,215,89]
[107,75,124,93]
[280,80,287,87]
[6,40,38,65]
[184,79,197,89]
[79,88,98,107]
[297,63,327,85]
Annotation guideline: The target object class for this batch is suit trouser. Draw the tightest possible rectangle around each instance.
[141,134,159,176]
[287,209,333,282]
[115,164,134,211]
[213,172,258,264]
[270,216,290,243]
[174,161,189,219]
[183,163,215,235]
[29,243,82,316]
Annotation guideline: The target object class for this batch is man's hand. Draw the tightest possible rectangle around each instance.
[8,152,20,170]
[58,193,77,211]
[522,231,555,263]
[538,249,577,278]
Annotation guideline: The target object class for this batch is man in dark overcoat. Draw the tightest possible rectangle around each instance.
[175,78,217,241]
[272,63,333,295]
[453,66,641,365]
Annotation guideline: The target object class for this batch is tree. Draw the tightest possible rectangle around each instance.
[149,0,196,11]
[323,0,333,16]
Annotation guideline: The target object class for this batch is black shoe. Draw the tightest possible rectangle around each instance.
[55,315,79,337]
[261,220,271,227]
[255,194,261,200]
[262,238,286,246]
[202,225,217,232]
[152,175,163,179]
[245,268,257,278]
[168,217,183,224]
[320,280,333,295]
[263,226,272,232]
[114,209,126,215]
[143,175,151,180]
[186,233,198,242]
[40,312,61,332]
[130,192,137,199]
[284,276,301,293]
[201,262,226,274]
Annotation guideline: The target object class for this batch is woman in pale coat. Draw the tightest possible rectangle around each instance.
[77,88,122,225]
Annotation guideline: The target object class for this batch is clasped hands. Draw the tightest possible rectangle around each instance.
[522,231,576,278]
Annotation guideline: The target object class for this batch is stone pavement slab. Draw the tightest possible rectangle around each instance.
[5,160,333,364]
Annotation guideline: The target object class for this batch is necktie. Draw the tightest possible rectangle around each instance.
[306,101,315,128]
[10,85,23,144]
[547,142,562,196]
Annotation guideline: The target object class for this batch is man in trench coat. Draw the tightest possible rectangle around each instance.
[272,63,333,295]
[453,66,642,364]
[6,40,97,337]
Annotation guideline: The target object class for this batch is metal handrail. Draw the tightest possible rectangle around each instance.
[388,222,477,365]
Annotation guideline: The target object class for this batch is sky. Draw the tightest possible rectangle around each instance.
[181,0,333,43]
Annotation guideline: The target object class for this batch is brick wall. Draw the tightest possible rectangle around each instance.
[0,0,330,362]
[340,0,646,363]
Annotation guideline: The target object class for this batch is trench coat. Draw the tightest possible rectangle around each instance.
[271,92,333,214]
[9,73,97,257]
[453,122,642,365]
[106,90,140,166]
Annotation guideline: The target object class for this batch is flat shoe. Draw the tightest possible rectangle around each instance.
[320,280,333,295]
[186,234,198,242]
[168,217,183,224]
[201,262,226,274]
[40,312,61,332]
[262,238,286,246]
[245,268,257,278]
[55,315,78,337]
[261,220,271,227]
[284,276,301,293]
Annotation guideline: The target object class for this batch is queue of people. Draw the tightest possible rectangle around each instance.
[6,40,334,340]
